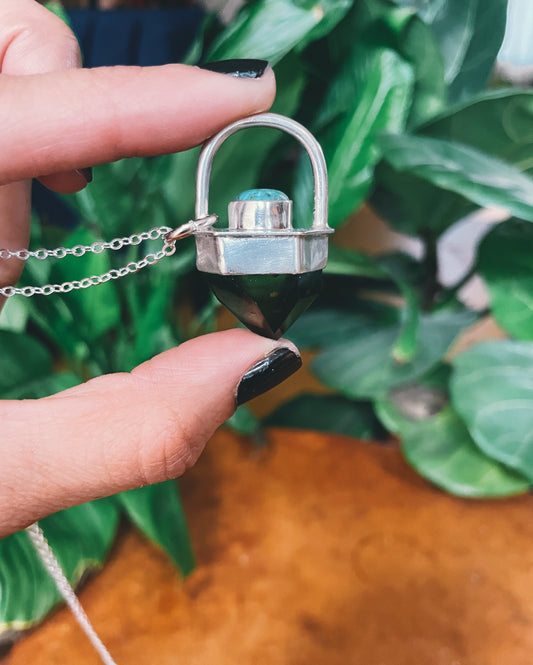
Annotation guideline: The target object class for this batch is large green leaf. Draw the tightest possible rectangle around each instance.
[0,299,29,334]
[409,0,506,103]
[207,0,352,65]
[400,14,446,126]
[296,47,413,228]
[376,398,530,498]
[118,481,195,576]
[0,331,51,394]
[420,90,533,174]
[0,499,119,632]
[390,0,506,103]
[325,245,388,279]
[451,341,533,482]
[49,228,120,342]
[312,308,475,400]
[371,159,475,237]
[380,134,533,224]
[1,371,80,401]
[265,393,385,440]
[286,301,399,349]
[67,159,148,237]
[43,1,70,24]
[478,220,533,341]
[226,405,261,436]
[373,92,533,237]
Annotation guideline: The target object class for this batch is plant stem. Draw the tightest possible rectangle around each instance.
[421,232,439,311]
[438,264,478,309]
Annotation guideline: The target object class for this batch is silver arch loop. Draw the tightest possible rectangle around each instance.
[195,113,329,230]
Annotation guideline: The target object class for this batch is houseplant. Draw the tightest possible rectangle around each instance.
[2,0,533,637]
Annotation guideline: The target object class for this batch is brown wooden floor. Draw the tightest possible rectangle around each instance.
[6,428,533,665]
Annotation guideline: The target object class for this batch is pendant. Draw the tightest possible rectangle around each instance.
[193,113,333,339]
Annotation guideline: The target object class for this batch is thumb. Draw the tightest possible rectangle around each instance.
[1,330,301,537]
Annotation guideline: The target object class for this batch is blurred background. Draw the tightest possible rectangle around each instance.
[4,0,533,663]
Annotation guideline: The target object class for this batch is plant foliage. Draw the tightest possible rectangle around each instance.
[2,0,533,633]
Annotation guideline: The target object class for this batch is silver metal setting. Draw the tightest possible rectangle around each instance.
[194,113,332,276]
[228,199,292,231]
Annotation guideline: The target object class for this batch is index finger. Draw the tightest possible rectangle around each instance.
[0,63,276,185]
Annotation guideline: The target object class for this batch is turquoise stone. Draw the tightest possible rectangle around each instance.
[235,189,289,201]
[205,271,322,339]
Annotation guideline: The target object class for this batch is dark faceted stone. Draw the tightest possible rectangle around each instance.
[205,271,323,339]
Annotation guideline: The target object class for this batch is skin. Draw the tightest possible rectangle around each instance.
[0,0,298,538]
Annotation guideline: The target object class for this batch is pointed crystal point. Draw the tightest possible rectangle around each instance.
[205,271,322,339]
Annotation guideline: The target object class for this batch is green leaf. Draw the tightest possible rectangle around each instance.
[312,308,475,399]
[329,6,445,127]
[207,0,352,65]
[377,253,423,363]
[17,282,90,361]
[50,228,120,341]
[442,0,506,103]
[1,371,79,400]
[0,499,119,632]
[376,399,530,498]
[43,1,71,25]
[286,301,398,349]
[325,245,388,279]
[118,481,195,576]
[265,393,385,440]
[478,220,533,341]
[371,159,475,237]
[375,92,533,236]
[0,331,51,395]
[400,0,506,104]
[208,53,307,221]
[226,405,261,437]
[400,14,446,126]
[65,159,163,238]
[451,340,533,482]
[296,47,414,228]
[0,299,29,334]
[380,134,533,224]
[420,90,533,175]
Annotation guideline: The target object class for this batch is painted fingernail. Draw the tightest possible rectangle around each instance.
[236,347,302,405]
[75,167,93,183]
[199,59,269,79]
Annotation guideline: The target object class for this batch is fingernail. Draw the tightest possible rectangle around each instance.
[236,347,302,406]
[75,167,93,183]
[199,59,269,79]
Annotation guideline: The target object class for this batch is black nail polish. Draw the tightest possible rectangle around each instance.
[236,348,302,405]
[199,59,269,79]
[75,167,93,183]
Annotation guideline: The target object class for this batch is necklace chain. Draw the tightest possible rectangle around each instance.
[0,215,217,298]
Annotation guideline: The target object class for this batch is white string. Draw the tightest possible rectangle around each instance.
[25,522,119,665]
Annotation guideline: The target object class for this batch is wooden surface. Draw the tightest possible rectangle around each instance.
[6,429,533,665]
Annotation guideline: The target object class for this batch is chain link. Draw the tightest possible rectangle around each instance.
[0,216,217,298]
[0,225,170,261]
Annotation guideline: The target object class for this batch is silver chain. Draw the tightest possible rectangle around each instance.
[0,215,217,298]
[26,522,119,665]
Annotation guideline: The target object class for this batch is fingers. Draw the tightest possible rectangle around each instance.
[0,181,31,298]
[0,330,300,537]
[0,0,82,75]
[0,63,276,187]
[0,0,83,295]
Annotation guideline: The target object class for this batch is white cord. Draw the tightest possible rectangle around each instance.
[25,522,119,665]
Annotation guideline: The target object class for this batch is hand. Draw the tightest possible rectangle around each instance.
[0,0,302,537]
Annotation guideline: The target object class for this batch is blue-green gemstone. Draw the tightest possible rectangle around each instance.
[235,189,289,201]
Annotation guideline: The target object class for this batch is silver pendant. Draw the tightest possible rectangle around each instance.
[193,112,333,338]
